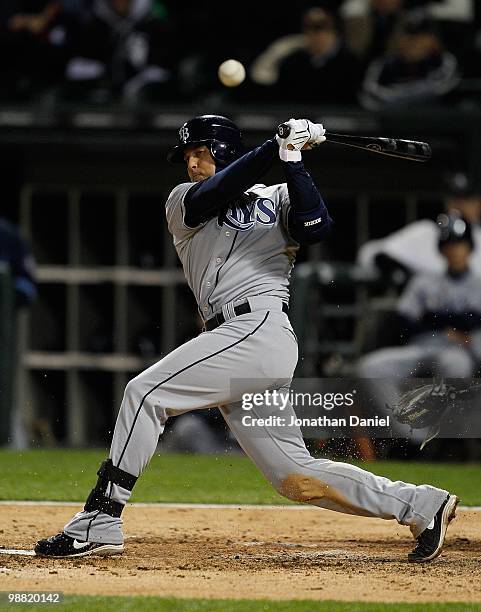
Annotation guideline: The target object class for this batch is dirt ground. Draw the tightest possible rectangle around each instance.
[0,504,480,603]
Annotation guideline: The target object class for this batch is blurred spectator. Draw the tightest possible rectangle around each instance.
[0,217,36,449]
[161,409,241,455]
[0,217,37,308]
[174,0,305,102]
[61,0,88,16]
[453,3,481,106]
[428,0,475,59]
[360,11,460,109]
[62,0,177,103]
[0,1,71,100]
[357,172,481,280]
[357,212,481,439]
[341,0,405,62]
[250,5,362,106]
[341,1,475,61]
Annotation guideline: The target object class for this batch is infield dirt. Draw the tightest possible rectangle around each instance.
[1,504,480,603]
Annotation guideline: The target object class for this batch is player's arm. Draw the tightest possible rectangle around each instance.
[184,139,279,226]
[283,161,333,244]
[275,119,332,244]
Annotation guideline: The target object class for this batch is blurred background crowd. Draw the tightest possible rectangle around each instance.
[1,0,481,108]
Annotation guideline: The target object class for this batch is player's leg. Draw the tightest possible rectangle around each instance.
[357,344,428,379]
[35,308,295,555]
[221,396,451,539]
[435,345,474,377]
[357,344,433,439]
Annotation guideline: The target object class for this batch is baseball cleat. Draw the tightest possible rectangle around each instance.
[408,494,459,563]
[34,532,123,558]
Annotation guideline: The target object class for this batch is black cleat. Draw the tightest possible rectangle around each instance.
[35,532,123,558]
[408,494,459,563]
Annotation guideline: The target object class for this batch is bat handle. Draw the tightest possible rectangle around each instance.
[277,122,329,140]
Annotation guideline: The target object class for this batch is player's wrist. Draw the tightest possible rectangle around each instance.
[278,147,302,162]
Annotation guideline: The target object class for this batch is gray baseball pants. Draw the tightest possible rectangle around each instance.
[64,299,447,544]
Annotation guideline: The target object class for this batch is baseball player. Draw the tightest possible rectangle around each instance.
[358,172,481,278]
[358,212,481,441]
[35,115,457,563]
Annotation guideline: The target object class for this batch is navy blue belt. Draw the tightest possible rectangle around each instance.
[204,302,288,331]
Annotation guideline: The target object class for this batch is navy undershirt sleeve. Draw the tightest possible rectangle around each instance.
[184,139,278,226]
[282,161,333,244]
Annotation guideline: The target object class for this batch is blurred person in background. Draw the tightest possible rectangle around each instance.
[0,0,72,100]
[341,0,406,62]
[341,1,475,62]
[62,0,177,103]
[250,4,362,106]
[172,0,302,103]
[0,216,37,448]
[161,409,241,455]
[360,11,460,109]
[357,212,481,440]
[0,217,37,309]
[357,173,481,281]
[427,0,475,61]
[451,2,481,107]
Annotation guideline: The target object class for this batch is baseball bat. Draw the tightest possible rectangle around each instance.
[277,123,432,163]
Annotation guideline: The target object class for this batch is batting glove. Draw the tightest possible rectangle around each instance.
[275,118,311,162]
[304,120,327,149]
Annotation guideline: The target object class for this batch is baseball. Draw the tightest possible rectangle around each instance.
[218,59,246,87]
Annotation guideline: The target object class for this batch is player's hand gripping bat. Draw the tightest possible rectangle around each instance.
[277,123,431,163]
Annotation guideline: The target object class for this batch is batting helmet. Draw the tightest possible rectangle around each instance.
[437,212,474,251]
[167,115,244,166]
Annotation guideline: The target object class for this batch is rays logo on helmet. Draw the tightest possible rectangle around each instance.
[224,198,277,231]
[179,126,190,143]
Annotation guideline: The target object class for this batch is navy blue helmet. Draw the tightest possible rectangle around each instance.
[437,212,473,251]
[167,115,244,166]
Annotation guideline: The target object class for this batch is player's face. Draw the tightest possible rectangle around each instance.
[371,0,403,14]
[110,0,131,17]
[441,241,471,273]
[303,10,338,56]
[184,145,216,182]
[398,33,439,63]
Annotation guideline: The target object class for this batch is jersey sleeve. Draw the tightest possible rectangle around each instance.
[165,183,207,241]
[277,183,292,231]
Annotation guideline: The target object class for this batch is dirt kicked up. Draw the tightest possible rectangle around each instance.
[0,504,480,604]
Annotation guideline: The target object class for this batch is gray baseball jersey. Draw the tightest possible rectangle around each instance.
[166,182,298,319]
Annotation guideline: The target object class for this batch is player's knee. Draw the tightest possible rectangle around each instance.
[123,377,145,405]
[277,473,328,503]
[438,349,473,377]
[356,352,383,378]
